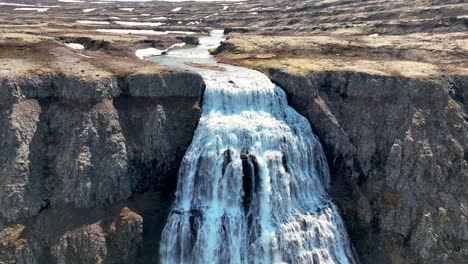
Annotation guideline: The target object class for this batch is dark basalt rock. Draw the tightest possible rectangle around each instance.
[268,68,468,264]
[0,70,205,263]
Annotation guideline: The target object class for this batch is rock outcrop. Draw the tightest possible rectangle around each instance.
[0,70,204,263]
[107,207,144,264]
[268,68,468,264]
[51,223,108,264]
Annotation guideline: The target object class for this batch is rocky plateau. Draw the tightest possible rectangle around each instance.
[0,0,467,263]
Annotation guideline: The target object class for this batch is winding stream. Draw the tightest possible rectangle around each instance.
[150,30,356,264]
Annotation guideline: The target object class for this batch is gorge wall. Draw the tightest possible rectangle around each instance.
[1,64,467,264]
[268,69,468,264]
[0,71,204,264]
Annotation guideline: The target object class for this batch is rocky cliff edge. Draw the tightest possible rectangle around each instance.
[0,56,204,263]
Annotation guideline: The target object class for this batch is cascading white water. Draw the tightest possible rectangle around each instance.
[151,30,357,264]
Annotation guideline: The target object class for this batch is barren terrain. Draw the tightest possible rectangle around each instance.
[0,1,467,264]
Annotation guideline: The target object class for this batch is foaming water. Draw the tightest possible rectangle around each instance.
[151,30,356,264]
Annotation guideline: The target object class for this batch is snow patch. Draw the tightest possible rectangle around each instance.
[168,31,196,35]
[77,20,110,24]
[151,16,167,20]
[135,48,166,59]
[172,7,182,12]
[205,12,218,19]
[119,8,134,12]
[96,29,196,35]
[135,42,185,59]
[14,7,49,12]
[82,8,95,12]
[0,2,34,6]
[66,43,85,50]
[0,2,59,7]
[115,21,164,26]
[170,43,186,49]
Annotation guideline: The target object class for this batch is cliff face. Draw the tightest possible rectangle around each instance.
[0,71,204,263]
[269,69,468,264]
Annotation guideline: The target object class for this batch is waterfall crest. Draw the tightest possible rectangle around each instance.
[152,30,356,264]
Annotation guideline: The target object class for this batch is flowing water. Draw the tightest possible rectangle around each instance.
[150,30,356,264]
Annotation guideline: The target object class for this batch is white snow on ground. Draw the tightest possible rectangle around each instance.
[109,16,120,19]
[77,20,110,24]
[96,29,196,35]
[250,12,258,14]
[82,8,95,12]
[59,0,84,2]
[222,5,229,10]
[14,7,49,12]
[0,2,59,7]
[0,2,33,6]
[187,21,200,25]
[97,29,165,35]
[66,43,85,50]
[168,31,195,34]
[151,16,167,20]
[130,18,139,20]
[172,7,182,12]
[170,43,185,48]
[141,13,150,16]
[205,12,218,19]
[115,21,164,26]
[135,48,166,59]
[135,42,185,59]
[369,33,379,37]
[119,8,134,12]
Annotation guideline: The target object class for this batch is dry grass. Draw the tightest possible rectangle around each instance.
[215,33,468,78]
[0,224,27,250]
[118,207,142,224]
[0,34,172,80]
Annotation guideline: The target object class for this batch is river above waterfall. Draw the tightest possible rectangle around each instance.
[149,30,356,264]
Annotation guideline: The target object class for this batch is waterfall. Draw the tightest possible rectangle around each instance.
[151,30,356,264]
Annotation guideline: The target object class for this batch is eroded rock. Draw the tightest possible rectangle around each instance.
[107,207,143,263]
[51,223,107,264]
[269,68,468,264]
